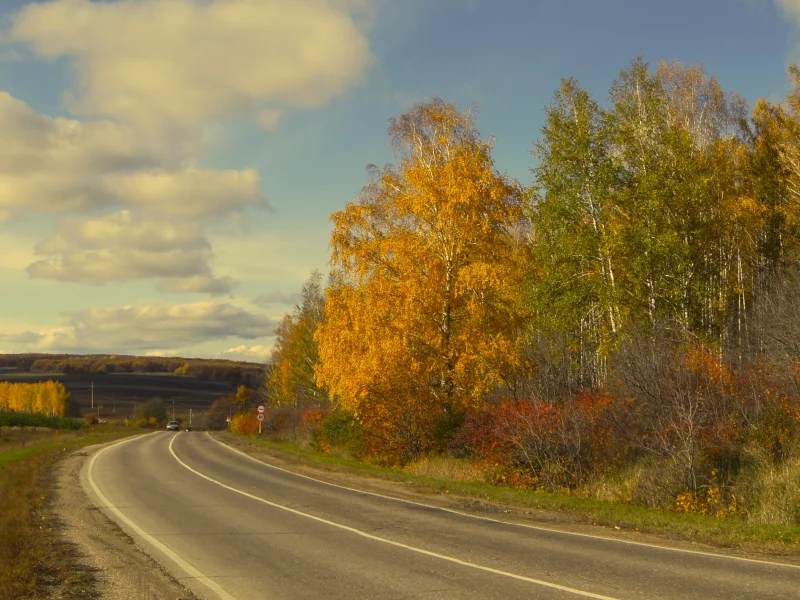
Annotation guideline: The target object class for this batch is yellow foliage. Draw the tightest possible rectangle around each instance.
[675,487,740,518]
[0,381,70,416]
[316,98,529,461]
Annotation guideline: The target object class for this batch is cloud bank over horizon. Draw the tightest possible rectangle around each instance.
[0,0,374,356]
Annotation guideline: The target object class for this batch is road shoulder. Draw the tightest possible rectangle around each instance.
[49,442,199,600]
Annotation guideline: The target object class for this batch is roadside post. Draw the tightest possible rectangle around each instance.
[257,405,265,434]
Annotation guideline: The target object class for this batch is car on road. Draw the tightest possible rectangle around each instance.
[166,420,180,431]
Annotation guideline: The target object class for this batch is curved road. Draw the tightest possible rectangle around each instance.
[82,432,800,600]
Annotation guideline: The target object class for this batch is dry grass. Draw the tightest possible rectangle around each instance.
[403,455,485,482]
[744,452,800,527]
[0,427,89,461]
[0,450,52,599]
[0,426,134,599]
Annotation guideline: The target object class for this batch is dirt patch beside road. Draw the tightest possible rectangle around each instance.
[46,444,198,600]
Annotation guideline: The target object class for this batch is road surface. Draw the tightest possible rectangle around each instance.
[82,432,800,599]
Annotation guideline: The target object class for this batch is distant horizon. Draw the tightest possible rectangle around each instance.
[0,352,266,368]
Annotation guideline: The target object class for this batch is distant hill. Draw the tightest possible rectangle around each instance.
[0,353,268,421]
[0,353,265,388]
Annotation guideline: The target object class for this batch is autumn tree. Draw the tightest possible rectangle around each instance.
[266,270,327,406]
[206,396,239,430]
[316,98,529,463]
[133,397,167,427]
[747,67,800,281]
[0,381,71,416]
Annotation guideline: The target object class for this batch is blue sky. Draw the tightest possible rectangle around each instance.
[0,0,798,362]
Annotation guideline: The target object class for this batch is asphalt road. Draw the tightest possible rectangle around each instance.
[83,432,800,600]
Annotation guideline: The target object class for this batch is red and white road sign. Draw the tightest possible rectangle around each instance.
[257,405,265,414]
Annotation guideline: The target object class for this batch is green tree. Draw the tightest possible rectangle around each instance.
[531,77,620,386]
[266,270,327,406]
[133,397,167,426]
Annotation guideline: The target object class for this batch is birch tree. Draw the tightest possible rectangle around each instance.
[316,98,528,462]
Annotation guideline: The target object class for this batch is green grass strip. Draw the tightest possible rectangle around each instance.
[0,431,135,467]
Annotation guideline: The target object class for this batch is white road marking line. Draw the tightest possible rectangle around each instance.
[207,433,800,571]
[171,435,618,599]
[86,434,238,600]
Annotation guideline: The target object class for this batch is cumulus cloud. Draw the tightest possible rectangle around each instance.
[2,0,371,294]
[0,91,160,216]
[158,275,237,295]
[11,0,372,130]
[0,301,277,353]
[0,328,76,350]
[218,344,272,363]
[0,93,266,219]
[0,93,264,287]
[26,210,236,286]
[108,168,266,216]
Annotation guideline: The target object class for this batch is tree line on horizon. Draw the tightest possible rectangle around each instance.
[0,353,263,388]
[258,56,800,524]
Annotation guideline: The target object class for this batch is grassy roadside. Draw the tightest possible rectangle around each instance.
[215,433,800,557]
[0,426,140,599]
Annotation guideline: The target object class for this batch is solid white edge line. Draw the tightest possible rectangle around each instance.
[171,434,618,600]
[86,432,238,600]
[206,432,800,571]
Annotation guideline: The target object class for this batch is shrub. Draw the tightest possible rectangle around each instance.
[450,399,604,491]
[206,396,238,430]
[230,412,260,436]
[133,397,167,426]
[313,411,366,457]
[0,411,86,430]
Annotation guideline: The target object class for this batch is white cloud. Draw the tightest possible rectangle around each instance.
[2,0,368,297]
[0,92,266,219]
[0,93,265,288]
[158,275,237,295]
[218,344,272,363]
[0,91,161,216]
[27,210,231,285]
[108,168,266,216]
[0,301,277,353]
[11,0,372,130]
[0,327,76,350]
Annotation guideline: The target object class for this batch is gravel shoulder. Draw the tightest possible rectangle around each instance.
[48,441,198,600]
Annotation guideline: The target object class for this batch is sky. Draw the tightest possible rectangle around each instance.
[0,0,799,363]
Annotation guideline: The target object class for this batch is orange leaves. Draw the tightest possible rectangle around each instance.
[316,98,529,463]
[685,344,731,390]
[230,412,260,436]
